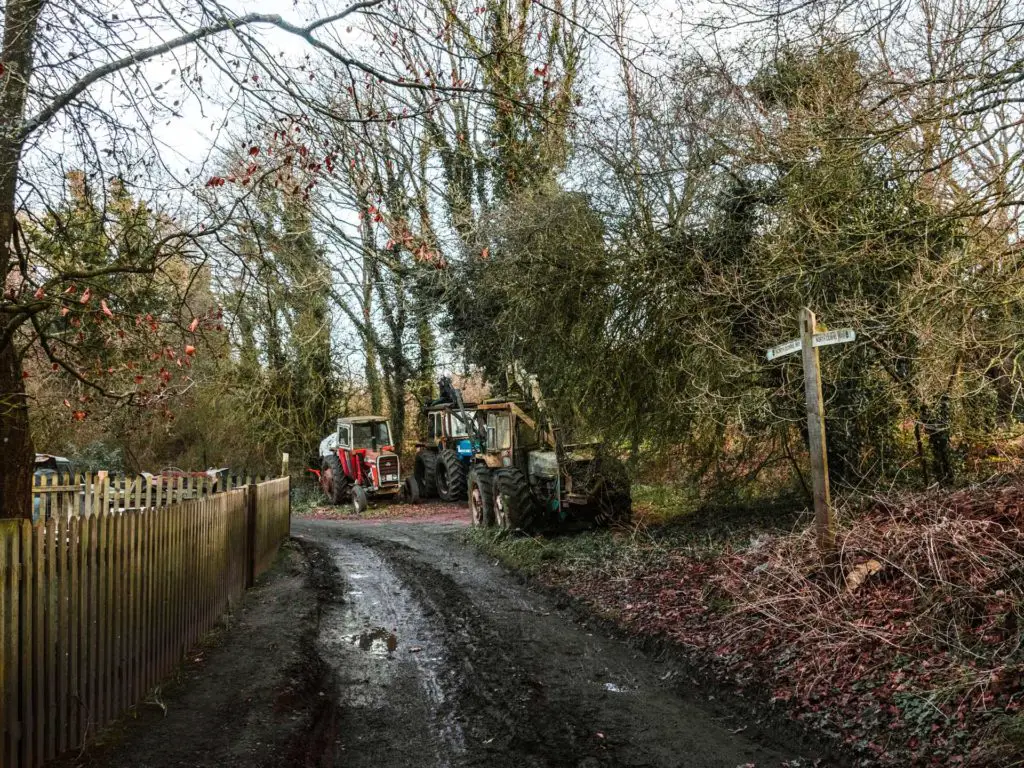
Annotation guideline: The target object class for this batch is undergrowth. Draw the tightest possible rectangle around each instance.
[290,479,326,517]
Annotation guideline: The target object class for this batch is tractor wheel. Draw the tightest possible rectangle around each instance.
[352,484,368,514]
[468,466,495,527]
[401,476,421,504]
[494,468,537,532]
[414,450,439,498]
[436,449,468,502]
[593,457,633,527]
[321,454,349,506]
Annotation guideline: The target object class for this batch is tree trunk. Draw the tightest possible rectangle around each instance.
[0,343,33,517]
[361,233,383,413]
[388,379,406,454]
[914,421,930,487]
[923,397,955,486]
[365,345,383,414]
[413,302,435,437]
[379,354,407,453]
[1,0,46,518]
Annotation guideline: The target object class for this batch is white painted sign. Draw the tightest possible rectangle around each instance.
[767,338,802,360]
[767,328,856,360]
[812,328,856,348]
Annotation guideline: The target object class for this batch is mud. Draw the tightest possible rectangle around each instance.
[296,515,830,768]
[53,513,832,768]
[51,539,343,768]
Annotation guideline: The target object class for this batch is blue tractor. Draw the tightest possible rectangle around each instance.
[411,377,481,502]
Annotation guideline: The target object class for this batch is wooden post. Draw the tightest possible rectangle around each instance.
[280,453,290,479]
[1,520,20,767]
[800,307,837,555]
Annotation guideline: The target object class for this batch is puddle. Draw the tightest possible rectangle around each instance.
[320,538,466,766]
[350,627,399,657]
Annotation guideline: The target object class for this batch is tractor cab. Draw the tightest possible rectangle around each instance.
[475,401,541,468]
[316,415,401,512]
[477,399,563,469]
[344,418,392,453]
[425,406,479,459]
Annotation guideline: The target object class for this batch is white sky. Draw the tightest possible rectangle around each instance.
[138,0,688,178]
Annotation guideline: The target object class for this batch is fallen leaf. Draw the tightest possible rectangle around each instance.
[845,559,883,594]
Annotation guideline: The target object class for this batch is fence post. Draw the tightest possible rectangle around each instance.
[0,520,21,765]
[280,453,289,479]
[245,483,257,589]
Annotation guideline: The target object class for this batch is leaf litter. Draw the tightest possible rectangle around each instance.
[527,484,1024,766]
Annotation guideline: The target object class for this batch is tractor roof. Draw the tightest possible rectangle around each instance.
[425,400,478,411]
[473,401,539,430]
[473,400,516,410]
[338,415,389,424]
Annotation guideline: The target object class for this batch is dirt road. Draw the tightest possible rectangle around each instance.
[55,539,339,768]
[296,514,827,768]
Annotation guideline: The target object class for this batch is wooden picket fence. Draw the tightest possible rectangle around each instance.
[252,480,291,579]
[0,476,291,767]
[31,473,271,522]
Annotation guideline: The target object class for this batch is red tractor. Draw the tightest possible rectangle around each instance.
[314,416,402,512]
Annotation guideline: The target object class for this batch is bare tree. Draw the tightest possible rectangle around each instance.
[0,0,475,515]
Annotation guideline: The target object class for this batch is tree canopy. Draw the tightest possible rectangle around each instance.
[5,0,1024,509]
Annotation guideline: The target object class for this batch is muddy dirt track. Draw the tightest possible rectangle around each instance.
[297,514,829,768]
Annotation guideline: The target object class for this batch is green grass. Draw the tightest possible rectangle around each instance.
[466,484,812,581]
[656,493,811,541]
[631,483,702,524]
[995,712,1024,757]
[466,526,632,575]
[632,482,809,534]
[465,528,574,574]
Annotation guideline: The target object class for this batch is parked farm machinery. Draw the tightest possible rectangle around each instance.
[410,376,480,502]
[412,378,632,531]
[466,400,632,531]
[313,415,401,513]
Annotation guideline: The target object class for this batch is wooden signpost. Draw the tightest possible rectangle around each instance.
[767,308,856,556]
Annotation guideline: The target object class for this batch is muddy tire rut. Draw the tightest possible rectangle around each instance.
[297,517,824,768]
